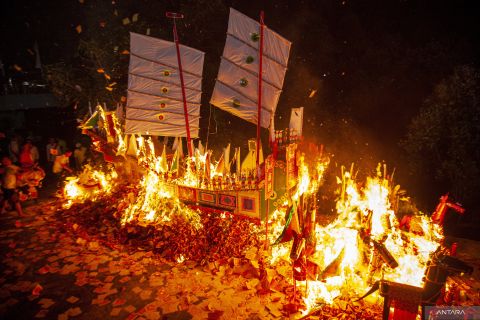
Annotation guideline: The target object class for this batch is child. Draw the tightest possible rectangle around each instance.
[0,156,24,216]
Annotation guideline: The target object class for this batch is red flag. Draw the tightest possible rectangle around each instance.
[104,112,116,139]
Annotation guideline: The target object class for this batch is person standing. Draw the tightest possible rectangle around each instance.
[0,156,24,216]
[46,138,60,170]
[19,139,39,168]
[8,135,21,163]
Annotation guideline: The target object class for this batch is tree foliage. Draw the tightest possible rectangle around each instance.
[401,66,480,208]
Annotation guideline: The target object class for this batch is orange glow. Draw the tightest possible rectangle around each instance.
[65,108,443,317]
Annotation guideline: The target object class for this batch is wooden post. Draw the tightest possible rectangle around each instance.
[166,12,193,157]
[256,11,265,182]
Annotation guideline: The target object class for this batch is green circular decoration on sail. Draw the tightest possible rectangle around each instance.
[163,70,171,76]
[161,87,169,94]
[239,78,248,87]
[250,32,260,42]
[232,98,241,108]
[245,55,255,64]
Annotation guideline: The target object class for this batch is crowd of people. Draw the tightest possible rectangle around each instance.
[0,131,90,216]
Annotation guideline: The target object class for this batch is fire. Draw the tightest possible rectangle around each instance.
[262,158,443,314]
[295,164,443,312]
[120,136,203,230]
[65,106,445,317]
[62,165,118,208]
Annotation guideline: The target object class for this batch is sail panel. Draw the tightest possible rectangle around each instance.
[227,8,291,67]
[125,108,199,138]
[126,32,204,137]
[126,108,200,123]
[125,119,199,137]
[129,55,202,91]
[127,90,200,114]
[223,35,287,89]
[130,32,204,76]
[215,58,281,113]
[129,74,201,103]
[210,81,271,128]
[210,8,291,127]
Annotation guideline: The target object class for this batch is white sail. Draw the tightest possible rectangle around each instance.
[210,8,291,128]
[125,32,205,137]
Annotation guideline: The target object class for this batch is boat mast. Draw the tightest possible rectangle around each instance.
[166,12,193,157]
[256,11,265,182]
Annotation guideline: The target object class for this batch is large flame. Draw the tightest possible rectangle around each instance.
[65,108,445,317]
[63,164,118,208]
[297,164,442,311]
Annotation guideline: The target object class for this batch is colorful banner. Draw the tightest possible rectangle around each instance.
[219,194,237,208]
[199,191,216,204]
[265,155,274,200]
[286,143,297,191]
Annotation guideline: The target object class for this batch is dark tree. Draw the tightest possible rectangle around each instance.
[401,66,480,214]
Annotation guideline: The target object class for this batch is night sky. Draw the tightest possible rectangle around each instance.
[1,0,479,208]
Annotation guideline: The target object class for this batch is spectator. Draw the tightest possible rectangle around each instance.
[73,143,87,171]
[0,156,24,216]
[52,150,73,175]
[57,138,67,155]
[19,139,39,168]
[8,134,21,163]
[46,138,60,164]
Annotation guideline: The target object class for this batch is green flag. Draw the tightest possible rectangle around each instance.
[81,110,100,129]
